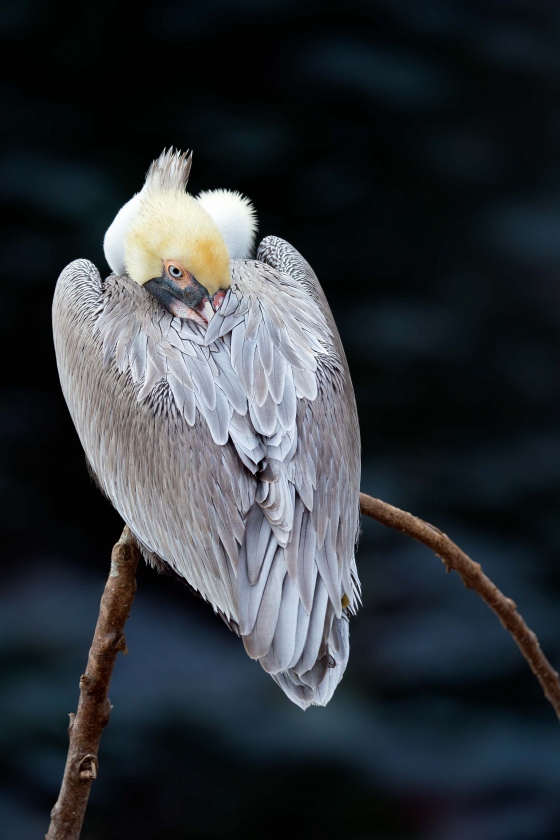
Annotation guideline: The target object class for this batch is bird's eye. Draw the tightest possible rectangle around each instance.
[168,264,183,279]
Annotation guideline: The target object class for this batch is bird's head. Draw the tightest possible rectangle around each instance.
[103,149,257,325]
[125,186,230,324]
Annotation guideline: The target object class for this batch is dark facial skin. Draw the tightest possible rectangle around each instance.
[144,260,215,324]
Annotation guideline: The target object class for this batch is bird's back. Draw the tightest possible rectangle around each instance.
[53,238,360,708]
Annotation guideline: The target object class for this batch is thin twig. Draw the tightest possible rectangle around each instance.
[46,526,140,840]
[359,492,560,721]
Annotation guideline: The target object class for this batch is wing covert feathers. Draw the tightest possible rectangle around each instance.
[53,237,360,710]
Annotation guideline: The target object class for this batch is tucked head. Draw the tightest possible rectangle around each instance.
[103,149,257,324]
[125,181,231,324]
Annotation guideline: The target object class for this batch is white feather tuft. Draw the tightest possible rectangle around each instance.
[103,192,142,275]
[196,189,258,259]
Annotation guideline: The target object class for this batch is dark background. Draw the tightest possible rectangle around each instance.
[2,0,560,838]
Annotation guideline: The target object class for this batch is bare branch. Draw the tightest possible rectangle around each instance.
[359,492,560,721]
[46,526,140,840]
[46,495,560,838]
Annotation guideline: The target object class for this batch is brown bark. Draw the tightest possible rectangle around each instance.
[46,496,560,839]
[359,492,560,722]
[46,526,140,840]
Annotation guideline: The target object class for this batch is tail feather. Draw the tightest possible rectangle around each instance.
[238,504,352,709]
[270,615,350,709]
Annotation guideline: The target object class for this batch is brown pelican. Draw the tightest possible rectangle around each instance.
[53,149,361,708]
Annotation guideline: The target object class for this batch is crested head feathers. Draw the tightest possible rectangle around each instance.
[103,148,258,291]
[144,147,193,194]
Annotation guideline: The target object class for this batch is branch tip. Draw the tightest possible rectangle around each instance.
[359,492,560,723]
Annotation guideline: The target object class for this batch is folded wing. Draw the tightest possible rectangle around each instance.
[53,239,361,709]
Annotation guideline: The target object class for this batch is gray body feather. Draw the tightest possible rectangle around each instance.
[53,237,361,709]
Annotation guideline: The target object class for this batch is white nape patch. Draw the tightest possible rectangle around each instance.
[103,192,142,275]
[196,189,258,260]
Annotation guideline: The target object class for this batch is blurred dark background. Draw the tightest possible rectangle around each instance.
[2,0,560,838]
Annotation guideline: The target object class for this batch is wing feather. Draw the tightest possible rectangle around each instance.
[244,505,274,585]
[257,321,274,375]
[298,516,318,614]
[259,574,300,673]
[284,496,305,580]
[275,367,297,431]
[242,552,285,660]
[265,347,287,404]
[289,600,312,670]
[297,577,329,675]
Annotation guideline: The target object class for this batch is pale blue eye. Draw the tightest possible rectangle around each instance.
[169,265,183,279]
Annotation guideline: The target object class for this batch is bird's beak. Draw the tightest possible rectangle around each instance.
[144,274,215,326]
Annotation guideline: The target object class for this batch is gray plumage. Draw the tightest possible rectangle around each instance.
[53,156,361,709]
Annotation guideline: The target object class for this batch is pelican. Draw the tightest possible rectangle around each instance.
[53,149,361,708]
